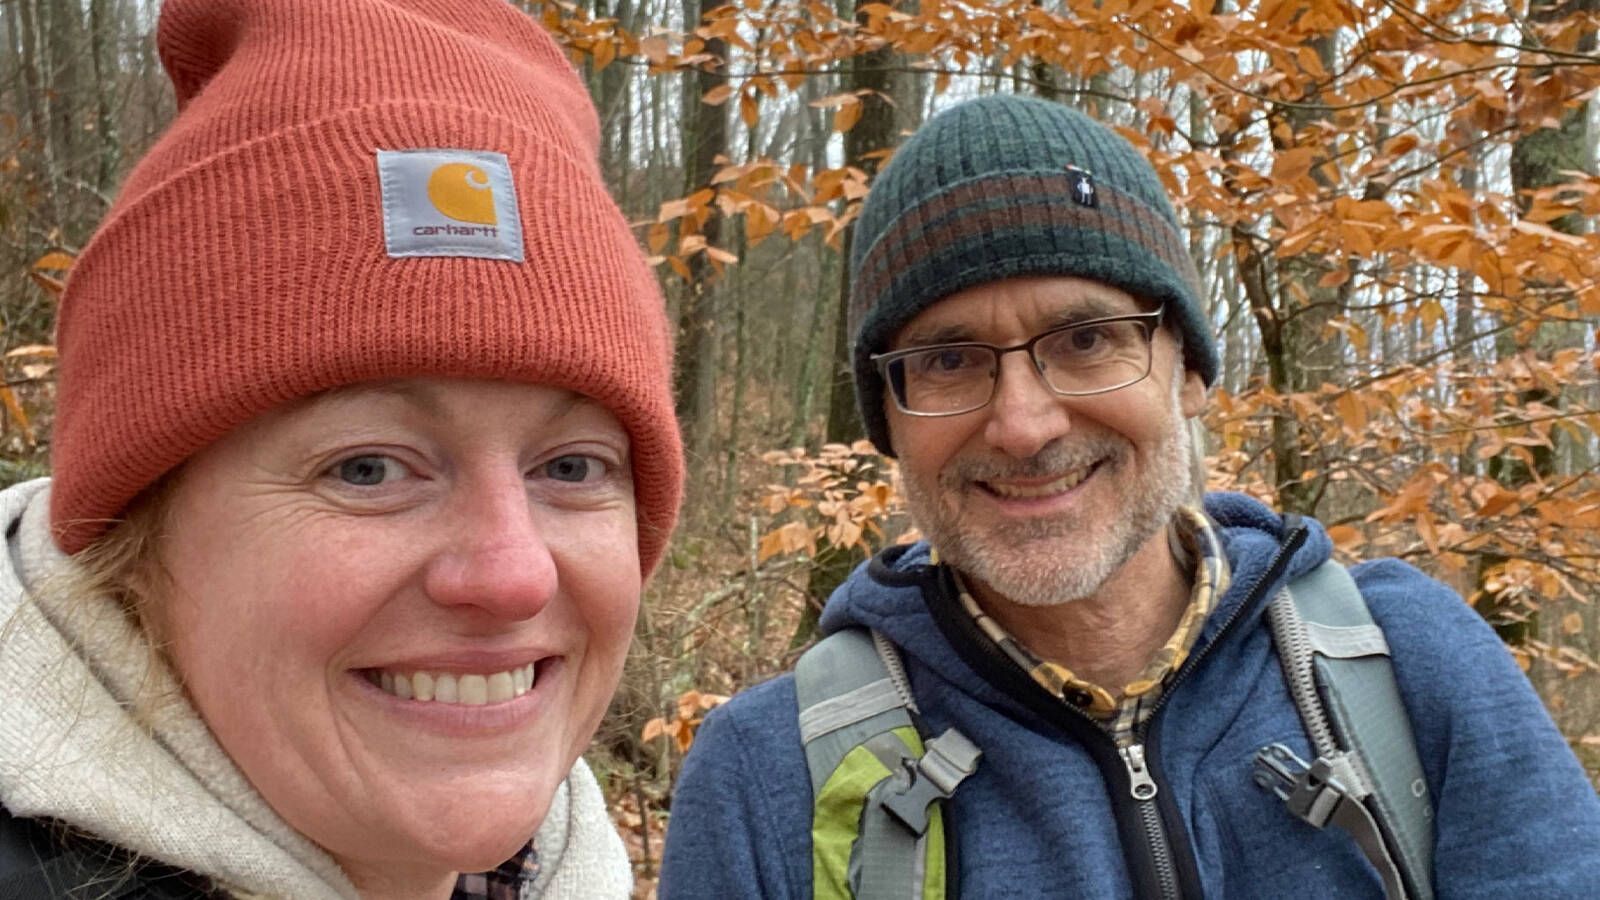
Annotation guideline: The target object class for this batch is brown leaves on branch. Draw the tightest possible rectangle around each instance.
[641,689,729,755]
[644,158,864,280]
[27,251,71,297]
[756,441,905,565]
[0,253,69,446]
[534,0,1600,329]
[526,0,1600,695]
[1210,341,1598,609]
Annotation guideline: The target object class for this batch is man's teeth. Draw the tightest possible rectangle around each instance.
[985,467,1089,499]
[374,663,536,705]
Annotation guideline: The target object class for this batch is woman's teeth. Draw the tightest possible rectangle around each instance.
[373,663,536,705]
[985,467,1089,499]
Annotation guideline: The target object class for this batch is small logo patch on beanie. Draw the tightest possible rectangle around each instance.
[1065,164,1099,209]
[377,149,523,261]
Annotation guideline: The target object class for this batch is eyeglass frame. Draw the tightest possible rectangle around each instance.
[870,307,1167,417]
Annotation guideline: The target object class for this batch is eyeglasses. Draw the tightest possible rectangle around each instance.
[872,308,1164,417]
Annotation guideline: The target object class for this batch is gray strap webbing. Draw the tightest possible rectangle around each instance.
[850,775,926,900]
[1332,787,1412,900]
[1281,560,1436,900]
[1304,621,1390,659]
[796,629,924,900]
[799,677,905,745]
[796,629,916,797]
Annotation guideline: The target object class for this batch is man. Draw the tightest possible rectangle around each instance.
[658,96,1600,898]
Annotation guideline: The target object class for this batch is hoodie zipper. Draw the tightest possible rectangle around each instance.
[922,564,1183,898]
[1092,522,1310,900]
[917,520,1311,900]
[1119,742,1179,898]
[1122,520,1311,898]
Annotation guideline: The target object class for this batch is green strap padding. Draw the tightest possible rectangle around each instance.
[799,631,959,900]
[1288,561,1436,900]
[921,805,947,900]
[811,725,946,900]
[813,741,896,899]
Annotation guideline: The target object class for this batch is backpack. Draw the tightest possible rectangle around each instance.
[793,559,1435,900]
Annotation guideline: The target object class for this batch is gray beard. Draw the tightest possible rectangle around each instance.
[901,384,1194,608]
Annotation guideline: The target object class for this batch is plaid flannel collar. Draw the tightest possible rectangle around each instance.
[451,840,540,900]
[944,506,1230,743]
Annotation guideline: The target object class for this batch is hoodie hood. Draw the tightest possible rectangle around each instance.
[0,478,363,897]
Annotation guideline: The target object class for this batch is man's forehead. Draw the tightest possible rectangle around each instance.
[891,276,1148,348]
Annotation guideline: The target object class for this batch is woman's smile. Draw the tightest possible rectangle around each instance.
[351,657,568,738]
[365,661,540,705]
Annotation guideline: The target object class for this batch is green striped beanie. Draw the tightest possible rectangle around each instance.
[848,95,1219,457]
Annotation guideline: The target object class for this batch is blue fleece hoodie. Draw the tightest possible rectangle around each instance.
[659,493,1600,898]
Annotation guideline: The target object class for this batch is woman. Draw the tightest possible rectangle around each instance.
[0,1,681,898]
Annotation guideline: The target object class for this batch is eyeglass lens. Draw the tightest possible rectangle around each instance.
[886,318,1154,415]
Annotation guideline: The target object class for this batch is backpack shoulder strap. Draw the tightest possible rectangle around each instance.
[795,628,979,900]
[1255,559,1436,900]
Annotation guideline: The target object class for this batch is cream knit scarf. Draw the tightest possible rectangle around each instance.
[0,479,631,899]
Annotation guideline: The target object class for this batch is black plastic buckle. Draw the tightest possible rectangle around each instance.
[1252,743,1354,828]
[880,759,948,836]
[879,729,981,836]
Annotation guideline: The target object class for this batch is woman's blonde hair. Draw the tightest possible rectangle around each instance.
[12,477,182,732]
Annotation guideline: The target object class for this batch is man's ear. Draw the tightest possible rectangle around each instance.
[1180,368,1207,418]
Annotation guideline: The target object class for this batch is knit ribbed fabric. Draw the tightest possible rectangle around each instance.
[848,95,1219,456]
[51,0,683,573]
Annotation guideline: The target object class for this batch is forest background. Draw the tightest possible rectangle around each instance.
[3,0,1599,892]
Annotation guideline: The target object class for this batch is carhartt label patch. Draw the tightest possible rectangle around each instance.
[377,149,523,261]
[1065,164,1098,209]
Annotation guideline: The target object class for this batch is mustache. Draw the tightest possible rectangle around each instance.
[941,436,1123,486]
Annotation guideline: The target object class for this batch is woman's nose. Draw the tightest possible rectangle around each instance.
[423,476,558,621]
[982,351,1073,459]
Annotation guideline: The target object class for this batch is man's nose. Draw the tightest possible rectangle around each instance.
[982,350,1072,459]
[423,475,558,621]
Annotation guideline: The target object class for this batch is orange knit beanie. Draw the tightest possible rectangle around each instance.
[50,0,683,574]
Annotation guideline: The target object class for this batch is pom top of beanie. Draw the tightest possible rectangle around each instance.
[846,95,1220,457]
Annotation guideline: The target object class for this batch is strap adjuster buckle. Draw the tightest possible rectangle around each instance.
[1253,743,1368,828]
[880,728,982,835]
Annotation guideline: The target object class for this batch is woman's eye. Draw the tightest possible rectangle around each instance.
[544,454,607,483]
[334,455,408,486]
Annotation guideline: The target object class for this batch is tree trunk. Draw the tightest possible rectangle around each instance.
[818,0,895,449]
[672,0,728,508]
[795,0,900,648]
[16,0,60,228]
[88,0,120,193]
[1454,142,1482,480]
[1477,0,1596,644]
[1029,0,1061,103]
[822,228,859,447]
[722,217,749,512]
[1243,30,1344,516]
[785,255,830,450]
